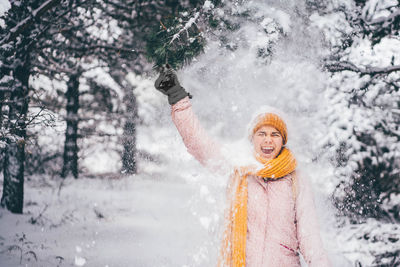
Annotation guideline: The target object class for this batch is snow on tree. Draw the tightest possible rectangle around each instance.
[0,0,67,213]
[308,0,400,264]
[311,0,400,222]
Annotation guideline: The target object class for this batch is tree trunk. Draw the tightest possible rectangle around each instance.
[122,84,137,175]
[1,64,29,214]
[61,72,80,178]
[110,71,138,175]
[0,91,4,173]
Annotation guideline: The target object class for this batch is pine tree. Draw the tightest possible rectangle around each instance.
[29,0,135,178]
[0,0,64,213]
[314,0,400,222]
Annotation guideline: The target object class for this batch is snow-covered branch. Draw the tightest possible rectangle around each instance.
[33,62,76,75]
[367,9,400,27]
[65,44,141,54]
[0,0,62,45]
[0,86,13,92]
[102,0,136,12]
[169,11,200,45]
[325,61,400,76]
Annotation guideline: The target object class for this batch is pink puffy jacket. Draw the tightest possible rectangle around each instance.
[172,97,331,267]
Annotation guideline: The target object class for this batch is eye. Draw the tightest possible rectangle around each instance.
[272,132,281,137]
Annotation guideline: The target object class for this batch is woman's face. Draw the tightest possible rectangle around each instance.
[252,125,283,160]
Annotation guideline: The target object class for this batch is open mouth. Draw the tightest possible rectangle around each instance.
[261,147,274,155]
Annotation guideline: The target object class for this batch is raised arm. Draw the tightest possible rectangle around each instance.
[171,97,223,169]
[295,173,331,267]
[155,66,225,171]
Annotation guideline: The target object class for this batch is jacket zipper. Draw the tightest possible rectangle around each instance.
[279,243,299,255]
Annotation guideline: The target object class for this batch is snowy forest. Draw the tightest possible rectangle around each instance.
[0,0,399,266]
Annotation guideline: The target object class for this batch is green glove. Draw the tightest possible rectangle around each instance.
[154,65,192,105]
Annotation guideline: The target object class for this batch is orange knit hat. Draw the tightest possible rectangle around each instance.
[252,113,288,145]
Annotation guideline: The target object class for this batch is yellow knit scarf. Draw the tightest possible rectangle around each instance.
[218,148,297,267]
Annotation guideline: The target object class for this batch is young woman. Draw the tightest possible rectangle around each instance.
[154,67,331,267]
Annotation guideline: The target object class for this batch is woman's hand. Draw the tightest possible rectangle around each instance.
[154,65,191,105]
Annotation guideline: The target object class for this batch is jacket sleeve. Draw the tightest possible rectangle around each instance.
[171,97,226,171]
[295,174,331,267]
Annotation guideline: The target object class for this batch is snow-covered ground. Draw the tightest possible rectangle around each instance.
[0,102,226,267]
[0,172,222,267]
[0,164,398,267]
